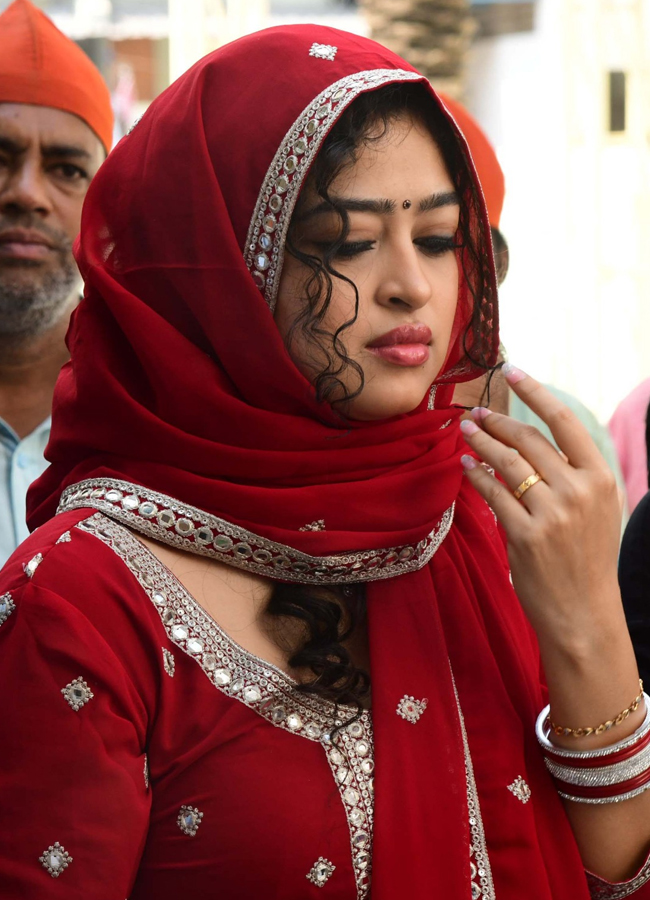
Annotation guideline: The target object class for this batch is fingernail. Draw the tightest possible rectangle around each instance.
[471,406,492,422]
[502,362,526,384]
[460,419,480,436]
[461,454,478,470]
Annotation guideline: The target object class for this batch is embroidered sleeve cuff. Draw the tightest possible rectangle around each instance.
[587,851,650,899]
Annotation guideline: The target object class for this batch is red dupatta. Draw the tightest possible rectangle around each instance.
[29,25,591,899]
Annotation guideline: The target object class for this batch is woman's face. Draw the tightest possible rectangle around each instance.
[274,113,460,421]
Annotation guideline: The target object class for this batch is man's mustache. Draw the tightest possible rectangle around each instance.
[0,214,73,253]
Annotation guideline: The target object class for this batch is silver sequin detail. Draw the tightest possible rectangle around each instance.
[61,677,94,711]
[507,775,531,804]
[452,674,496,900]
[322,718,374,898]
[299,519,326,532]
[60,478,454,585]
[144,754,149,790]
[177,805,203,836]
[244,68,422,312]
[309,42,338,61]
[307,856,336,886]
[80,513,374,900]
[23,553,43,578]
[39,842,72,877]
[396,695,428,724]
[427,384,438,411]
[162,647,175,677]
[0,592,15,625]
[56,531,72,544]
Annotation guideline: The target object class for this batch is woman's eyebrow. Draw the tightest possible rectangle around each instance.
[299,190,460,220]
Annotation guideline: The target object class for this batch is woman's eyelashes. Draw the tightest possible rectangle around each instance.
[313,235,458,261]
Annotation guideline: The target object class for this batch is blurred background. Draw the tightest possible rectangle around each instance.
[2,0,649,422]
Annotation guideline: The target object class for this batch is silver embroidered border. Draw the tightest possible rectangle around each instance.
[79,513,375,899]
[451,673,496,900]
[586,853,650,899]
[243,68,422,312]
[58,478,454,585]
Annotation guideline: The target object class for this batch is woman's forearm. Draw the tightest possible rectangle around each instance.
[538,596,650,879]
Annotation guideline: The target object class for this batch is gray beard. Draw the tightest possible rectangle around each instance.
[0,256,79,340]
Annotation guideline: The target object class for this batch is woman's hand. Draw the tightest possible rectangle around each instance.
[460,364,650,881]
[459,363,622,646]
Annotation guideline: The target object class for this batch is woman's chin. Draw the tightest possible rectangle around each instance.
[340,386,431,422]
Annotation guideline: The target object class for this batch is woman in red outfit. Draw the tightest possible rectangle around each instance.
[0,25,648,899]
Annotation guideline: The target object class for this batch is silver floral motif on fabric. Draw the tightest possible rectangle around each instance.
[427,384,438,411]
[79,513,375,900]
[307,856,336,886]
[243,68,422,312]
[143,754,149,790]
[59,479,455,585]
[299,519,326,532]
[309,42,338,61]
[23,553,43,578]
[162,647,175,677]
[0,592,15,626]
[61,677,94,711]
[56,530,72,544]
[451,674,496,900]
[507,775,531,804]
[39,842,72,878]
[586,852,650,899]
[177,805,203,836]
[396,695,428,724]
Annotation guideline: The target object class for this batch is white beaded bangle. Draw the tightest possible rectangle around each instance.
[535,695,650,760]
[544,742,650,787]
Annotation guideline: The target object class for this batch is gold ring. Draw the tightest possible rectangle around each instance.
[513,472,543,501]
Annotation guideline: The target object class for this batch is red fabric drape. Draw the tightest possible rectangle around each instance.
[28,25,593,897]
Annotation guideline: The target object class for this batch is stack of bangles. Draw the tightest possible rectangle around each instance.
[535,681,650,804]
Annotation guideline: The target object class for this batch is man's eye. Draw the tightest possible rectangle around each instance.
[416,236,458,256]
[51,163,88,182]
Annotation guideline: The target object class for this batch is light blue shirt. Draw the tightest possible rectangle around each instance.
[0,416,51,567]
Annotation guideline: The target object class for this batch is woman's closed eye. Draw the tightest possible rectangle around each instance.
[322,235,459,261]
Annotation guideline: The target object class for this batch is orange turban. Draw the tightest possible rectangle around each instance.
[440,94,505,228]
[0,0,113,152]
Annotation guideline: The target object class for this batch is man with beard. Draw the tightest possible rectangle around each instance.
[0,0,112,563]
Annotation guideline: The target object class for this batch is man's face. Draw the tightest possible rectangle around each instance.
[0,103,105,338]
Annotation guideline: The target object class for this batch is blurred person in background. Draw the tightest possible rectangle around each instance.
[0,0,112,565]
[619,401,650,685]
[448,96,626,515]
[609,377,650,514]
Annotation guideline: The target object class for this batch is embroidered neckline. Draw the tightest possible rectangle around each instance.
[78,512,374,899]
[58,478,454,585]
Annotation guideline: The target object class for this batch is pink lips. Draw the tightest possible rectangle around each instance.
[367,324,432,367]
[0,229,55,261]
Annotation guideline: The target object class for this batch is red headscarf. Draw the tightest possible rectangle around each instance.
[29,26,590,898]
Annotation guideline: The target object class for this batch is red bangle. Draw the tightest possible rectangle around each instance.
[544,729,650,770]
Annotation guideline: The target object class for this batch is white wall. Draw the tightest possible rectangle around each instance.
[465,0,650,420]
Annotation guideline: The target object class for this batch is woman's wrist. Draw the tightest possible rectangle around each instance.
[537,611,643,751]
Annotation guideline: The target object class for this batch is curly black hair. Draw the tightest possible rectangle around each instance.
[266,82,495,719]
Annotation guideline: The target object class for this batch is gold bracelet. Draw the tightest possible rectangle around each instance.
[548,680,645,738]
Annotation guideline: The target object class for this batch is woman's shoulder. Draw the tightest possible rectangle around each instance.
[0,510,167,695]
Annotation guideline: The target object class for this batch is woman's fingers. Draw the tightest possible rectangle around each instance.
[468,407,569,487]
[501,364,604,471]
[460,453,532,531]
[459,417,550,511]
